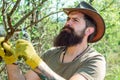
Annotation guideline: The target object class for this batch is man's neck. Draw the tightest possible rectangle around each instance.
[61,42,88,63]
[66,42,88,56]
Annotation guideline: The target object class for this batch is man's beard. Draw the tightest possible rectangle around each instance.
[54,25,85,47]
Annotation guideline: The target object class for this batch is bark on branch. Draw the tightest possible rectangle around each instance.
[0,64,6,74]
[14,0,47,30]
[2,0,8,31]
[100,0,114,11]
[8,0,21,16]
[23,11,62,30]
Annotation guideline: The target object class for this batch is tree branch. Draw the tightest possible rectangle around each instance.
[13,0,48,30]
[2,0,18,42]
[23,11,62,30]
[0,64,6,74]
[4,15,15,42]
[3,0,21,42]
[100,0,114,11]
[2,0,8,31]
[8,0,21,16]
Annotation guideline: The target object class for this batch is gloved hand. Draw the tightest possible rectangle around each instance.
[0,37,17,64]
[0,37,5,61]
[15,39,42,69]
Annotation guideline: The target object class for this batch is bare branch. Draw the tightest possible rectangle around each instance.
[2,0,8,31]
[8,0,21,16]
[6,15,13,31]
[3,0,21,42]
[100,0,114,11]
[4,15,15,42]
[3,0,47,41]
[0,64,6,73]
[13,0,48,30]
[2,0,16,42]
[23,11,62,30]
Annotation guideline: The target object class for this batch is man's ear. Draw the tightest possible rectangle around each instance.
[85,27,94,36]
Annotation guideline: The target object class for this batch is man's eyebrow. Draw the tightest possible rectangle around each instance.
[73,17,79,20]
[72,17,82,21]
[67,17,81,20]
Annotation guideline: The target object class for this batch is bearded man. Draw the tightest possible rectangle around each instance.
[1,1,106,80]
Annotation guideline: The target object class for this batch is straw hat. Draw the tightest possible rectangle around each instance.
[63,1,105,43]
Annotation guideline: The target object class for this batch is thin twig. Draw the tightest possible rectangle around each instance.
[100,0,114,11]
[4,14,15,42]
[23,11,62,30]
[2,0,8,31]
[0,64,6,73]
[2,0,19,42]
[3,0,21,42]
[8,0,21,16]
[13,0,48,30]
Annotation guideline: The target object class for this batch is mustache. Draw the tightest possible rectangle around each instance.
[62,25,74,32]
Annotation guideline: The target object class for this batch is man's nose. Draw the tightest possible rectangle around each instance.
[66,19,72,25]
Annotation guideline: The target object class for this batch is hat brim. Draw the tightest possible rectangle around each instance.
[63,8,105,43]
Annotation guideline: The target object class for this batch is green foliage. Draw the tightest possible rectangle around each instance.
[92,0,120,80]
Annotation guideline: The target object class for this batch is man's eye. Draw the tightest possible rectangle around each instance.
[73,19,78,22]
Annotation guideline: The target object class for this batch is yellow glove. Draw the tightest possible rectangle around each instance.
[15,39,42,69]
[0,37,5,61]
[0,37,17,64]
[3,42,17,64]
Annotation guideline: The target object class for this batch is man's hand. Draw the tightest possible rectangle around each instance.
[15,39,42,69]
[0,37,5,61]
[0,37,17,64]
